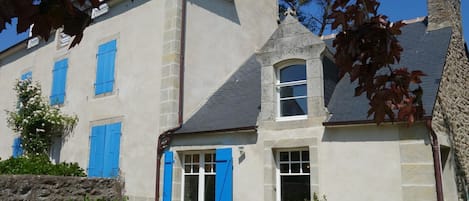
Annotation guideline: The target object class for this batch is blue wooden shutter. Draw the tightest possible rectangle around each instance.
[216,148,233,201]
[95,40,117,95]
[12,137,23,158]
[88,125,106,177]
[21,71,32,80]
[103,122,121,178]
[162,151,173,201]
[50,59,68,105]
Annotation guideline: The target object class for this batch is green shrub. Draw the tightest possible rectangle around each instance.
[0,154,86,177]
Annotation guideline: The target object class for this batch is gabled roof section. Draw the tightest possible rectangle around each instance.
[174,18,453,133]
[174,56,261,134]
[257,14,325,66]
[260,14,323,51]
[325,21,452,123]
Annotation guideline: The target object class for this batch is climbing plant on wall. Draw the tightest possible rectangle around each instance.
[6,78,78,156]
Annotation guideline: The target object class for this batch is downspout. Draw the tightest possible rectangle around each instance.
[155,0,187,200]
[426,119,444,201]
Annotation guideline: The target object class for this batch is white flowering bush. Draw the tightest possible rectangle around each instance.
[6,79,78,156]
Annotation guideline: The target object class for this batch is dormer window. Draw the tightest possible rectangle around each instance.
[277,63,307,119]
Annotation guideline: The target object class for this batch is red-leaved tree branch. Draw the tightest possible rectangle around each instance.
[329,0,426,125]
[0,0,103,48]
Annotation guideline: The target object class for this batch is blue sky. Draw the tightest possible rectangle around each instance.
[309,0,468,41]
[0,0,468,52]
[381,0,468,42]
[0,18,29,52]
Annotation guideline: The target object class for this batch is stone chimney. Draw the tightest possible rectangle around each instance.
[427,0,469,199]
[426,0,458,31]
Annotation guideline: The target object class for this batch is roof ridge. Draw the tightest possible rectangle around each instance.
[402,16,427,24]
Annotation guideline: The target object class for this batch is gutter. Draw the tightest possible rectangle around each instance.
[154,0,187,200]
[322,116,432,127]
[426,119,444,201]
[174,126,257,135]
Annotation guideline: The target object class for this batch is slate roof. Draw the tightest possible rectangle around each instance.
[175,56,261,134]
[175,20,452,134]
[326,22,452,123]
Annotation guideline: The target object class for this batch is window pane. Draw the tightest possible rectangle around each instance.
[204,175,215,201]
[280,152,289,162]
[205,153,212,162]
[302,163,310,173]
[205,164,213,173]
[302,151,309,161]
[193,164,199,173]
[193,154,200,163]
[184,175,199,201]
[281,176,311,201]
[280,164,289,173]
[281,98,307,116]
[184,165,191,173]
[280,84,306,98]
[280,65,306,83]
[291,163,300,173]
[291,151,300,161]
[185,155,191,163]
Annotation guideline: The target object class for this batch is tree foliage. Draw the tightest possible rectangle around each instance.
[0,0,103,48]
[6,78,78,156]
[329,0,426,125]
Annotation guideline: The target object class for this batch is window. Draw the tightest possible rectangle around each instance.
[50,58,68,105]
[95,40,117,95]
[277,64,307,119]
[163,148,232,201]
[183,152,216,201]
[12,137,23,158]
[88,122,121,178]
[276,149,310,201]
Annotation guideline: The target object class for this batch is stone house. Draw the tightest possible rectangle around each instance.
[161,1,468,201]
[0,0,277,200]
[0,0,467,201]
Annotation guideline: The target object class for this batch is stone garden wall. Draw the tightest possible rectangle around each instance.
[0,175,122,201]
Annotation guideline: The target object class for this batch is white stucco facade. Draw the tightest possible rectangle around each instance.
[0,0,277,200]
[0,0,462,201]
[166,12,460,201]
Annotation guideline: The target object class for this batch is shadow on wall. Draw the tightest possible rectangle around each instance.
[171,131,258,147]
[189,0,240,25]
[321,125,401,142]
[465,42,469,59]
[92,0,151,24]
[0,34,56,67]
[0,0,151,67]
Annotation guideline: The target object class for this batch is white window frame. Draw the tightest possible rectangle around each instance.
[275,148,311,201]
[276,61,308,121]
[181,151,216,201]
